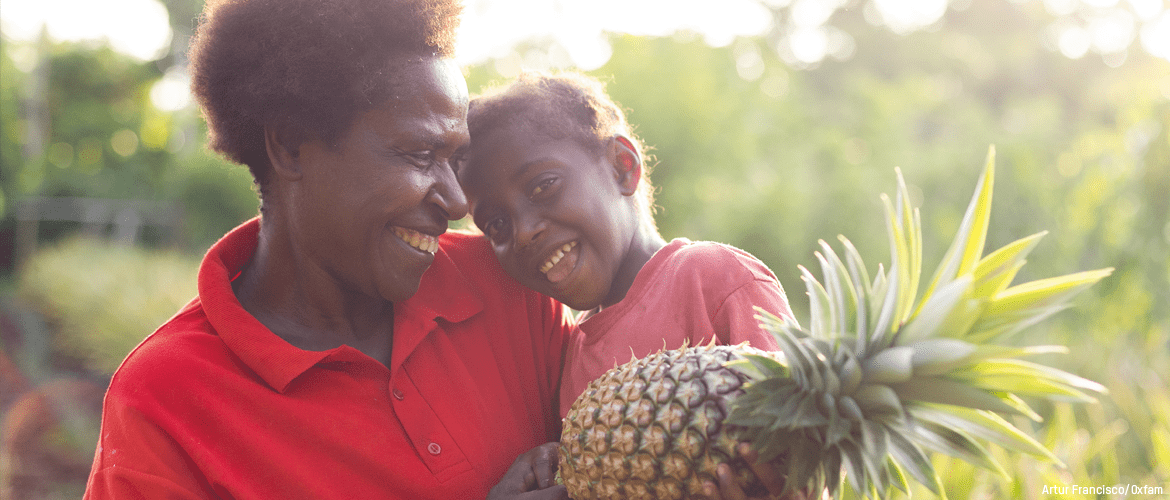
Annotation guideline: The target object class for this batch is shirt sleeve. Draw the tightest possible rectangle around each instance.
[711,277,792,352]
[84,386,213,499]
[86,466,207,500]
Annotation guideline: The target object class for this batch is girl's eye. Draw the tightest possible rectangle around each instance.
[530,177,557,198]
[484,218,510,243]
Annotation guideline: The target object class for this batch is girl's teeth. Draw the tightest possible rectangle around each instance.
[540,241,577,275]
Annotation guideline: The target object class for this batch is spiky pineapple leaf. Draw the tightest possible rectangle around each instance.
[910,420,1009,478]
[916,147,996,317]
[909,405,1061,464]
[970,231,1046,297]
[886,424,942,495]
[969,268,1113,342]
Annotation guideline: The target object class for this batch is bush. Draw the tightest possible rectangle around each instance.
[16,238,199,375]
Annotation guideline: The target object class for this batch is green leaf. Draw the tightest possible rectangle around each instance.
[853,383,905,416]
[917,147,996,316]
[881,191,917,330]
[907,338,978,376]
[911,420,1008,478]
[862,346,915,384]
[841,442,868,494]
[800,265,834,339]
[953,358,1107,401]
[819,240,860,342]
[970,231,1047,297]
[886,422,943,495]
[896,274,976,343]
[838,235,873,348]
[995,392,1043,422]
[870,262,901,351]
[971,269,1115,342]
[889,377,1024,415]
[728,353,789,380]
[909,405,1062,464]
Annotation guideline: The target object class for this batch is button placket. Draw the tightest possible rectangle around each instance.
[391,365,470,480]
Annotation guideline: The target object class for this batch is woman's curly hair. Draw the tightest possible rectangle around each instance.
[188,0,462,187]
[466,71,657,219]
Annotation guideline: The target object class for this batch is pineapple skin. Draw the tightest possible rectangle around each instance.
[559,344,778,500]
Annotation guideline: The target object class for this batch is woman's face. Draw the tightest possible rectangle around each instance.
[287,57,469,303]
[459,126,640,311]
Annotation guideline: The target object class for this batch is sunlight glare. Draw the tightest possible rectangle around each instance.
[1128,0,1164,21]
[1058,24,1093,58]
[873,0,949,35]
[789,27,829,64]
[1043,0,1079,16]
[0,0,171,61]
[1089,10,1136,54]
[455,0,771,69]
[150,67,192,112]
[1141,12,1170,60]
[791,0,845,28]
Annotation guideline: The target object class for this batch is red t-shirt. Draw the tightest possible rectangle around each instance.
[84,218,571,500]
[559,238,794,416]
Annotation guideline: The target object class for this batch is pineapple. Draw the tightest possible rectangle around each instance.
[558,147,1111,499]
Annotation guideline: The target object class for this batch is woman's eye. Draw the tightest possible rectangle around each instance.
[410,153,435,167]
[389,148,435,168]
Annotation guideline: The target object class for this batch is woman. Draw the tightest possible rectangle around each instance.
[83,0,569,498]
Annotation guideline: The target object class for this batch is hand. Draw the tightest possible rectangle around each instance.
[703,443,819,500]
[486,442,568,500]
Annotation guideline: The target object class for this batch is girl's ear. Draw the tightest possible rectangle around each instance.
[609,135,642,197]
[264,121,304,181]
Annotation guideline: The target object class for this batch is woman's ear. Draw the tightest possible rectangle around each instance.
[264,121,304,181]
[610,135,642,196]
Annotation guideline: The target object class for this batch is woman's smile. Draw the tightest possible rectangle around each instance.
[392,226,440,254]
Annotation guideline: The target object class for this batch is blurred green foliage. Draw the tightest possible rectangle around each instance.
[1,0,1167,497]
[15,237,198,374]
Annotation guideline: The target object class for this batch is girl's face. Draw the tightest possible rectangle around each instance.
[459,126,641,310]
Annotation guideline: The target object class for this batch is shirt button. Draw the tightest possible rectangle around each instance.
[392,388,405,400]
[427,442,442,455]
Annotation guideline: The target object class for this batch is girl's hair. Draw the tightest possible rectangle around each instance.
[188,0,462,188]
[467,71,657,220]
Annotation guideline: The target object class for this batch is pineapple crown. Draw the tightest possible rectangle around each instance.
[727,147,1112,499]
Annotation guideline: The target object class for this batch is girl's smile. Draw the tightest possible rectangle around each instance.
[541,240,579,282]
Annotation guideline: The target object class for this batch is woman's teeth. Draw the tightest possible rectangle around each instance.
[393,227,438,254]
[540,241,577,274]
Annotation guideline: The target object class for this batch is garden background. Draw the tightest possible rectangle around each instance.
[1,0,1168,498]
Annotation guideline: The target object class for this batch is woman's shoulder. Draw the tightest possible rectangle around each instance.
[107,301,236,399]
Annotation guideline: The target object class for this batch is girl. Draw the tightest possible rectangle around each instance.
[457,71,796,417]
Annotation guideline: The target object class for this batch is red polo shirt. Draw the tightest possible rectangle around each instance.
[84,218,571,500]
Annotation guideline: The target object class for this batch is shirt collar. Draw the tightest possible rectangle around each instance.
[387,230,485,373]
[198,218,483,392]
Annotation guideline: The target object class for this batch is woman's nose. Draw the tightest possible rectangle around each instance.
[429,160,469,221]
